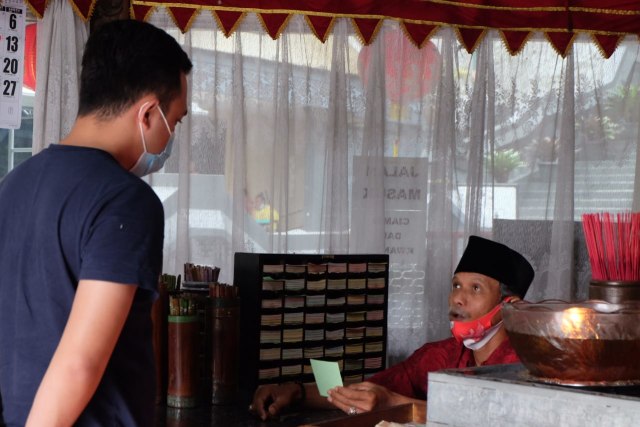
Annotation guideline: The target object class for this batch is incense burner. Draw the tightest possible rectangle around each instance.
[589,280,640,303]
[503,300,640,385]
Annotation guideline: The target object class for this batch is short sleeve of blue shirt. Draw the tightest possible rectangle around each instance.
[78,182,164,294]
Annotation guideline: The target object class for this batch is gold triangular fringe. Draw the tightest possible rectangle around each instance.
[498,30,534,56]
[257,12,293,40]
[211,10,246,38]
[304,14,336,43]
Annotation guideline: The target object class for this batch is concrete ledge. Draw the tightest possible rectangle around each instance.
[427,365,640,427]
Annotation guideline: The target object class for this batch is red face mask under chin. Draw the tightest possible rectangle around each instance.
[450,296,516,343]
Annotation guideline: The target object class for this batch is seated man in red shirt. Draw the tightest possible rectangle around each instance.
[249,235,534,421]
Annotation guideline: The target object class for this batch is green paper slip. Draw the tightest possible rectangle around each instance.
[310,359,343,397]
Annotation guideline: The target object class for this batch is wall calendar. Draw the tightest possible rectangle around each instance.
[0,0,25,129]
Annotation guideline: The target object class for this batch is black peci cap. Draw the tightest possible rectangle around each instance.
[454,235,534,298]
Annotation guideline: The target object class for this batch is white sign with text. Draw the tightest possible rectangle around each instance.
[352,157,428,264]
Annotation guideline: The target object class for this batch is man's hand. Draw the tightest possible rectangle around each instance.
[249,382,303,420]
[326,381,409,415]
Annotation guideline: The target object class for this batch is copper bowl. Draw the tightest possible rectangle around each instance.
[503,300,640,385]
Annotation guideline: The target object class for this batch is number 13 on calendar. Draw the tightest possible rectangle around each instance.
[0,0,25,129]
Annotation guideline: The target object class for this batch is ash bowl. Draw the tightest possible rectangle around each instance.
[503,300,640,384]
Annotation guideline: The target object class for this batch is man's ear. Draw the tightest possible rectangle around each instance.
[136,98,160,127]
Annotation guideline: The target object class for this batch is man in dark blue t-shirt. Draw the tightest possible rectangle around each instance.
[0,20,192,426]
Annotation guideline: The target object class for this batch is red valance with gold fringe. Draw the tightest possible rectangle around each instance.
[23,0,640,57]
[25,0,97,23]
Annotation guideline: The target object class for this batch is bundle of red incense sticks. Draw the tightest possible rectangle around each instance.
[582,212,640,281]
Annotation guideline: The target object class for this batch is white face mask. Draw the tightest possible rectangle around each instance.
[130,103,173,177]
[462,321,503,350]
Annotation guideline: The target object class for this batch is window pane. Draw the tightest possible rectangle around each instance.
[13,106,33,149]
[13,151,31,167]
[0,129,8,177]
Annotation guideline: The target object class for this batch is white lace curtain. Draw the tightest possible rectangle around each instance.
[35,5,640,361]
[31,0,87,153]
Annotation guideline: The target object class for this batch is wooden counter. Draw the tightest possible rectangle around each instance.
[301,403,425,427]
[156,403,425,426]
[157,404,343,427]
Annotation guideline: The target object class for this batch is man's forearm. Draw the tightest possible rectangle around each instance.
[26,354,105,426]
[26,280,136,426]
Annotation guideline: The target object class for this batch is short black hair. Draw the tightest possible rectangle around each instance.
[78,19,192,118]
